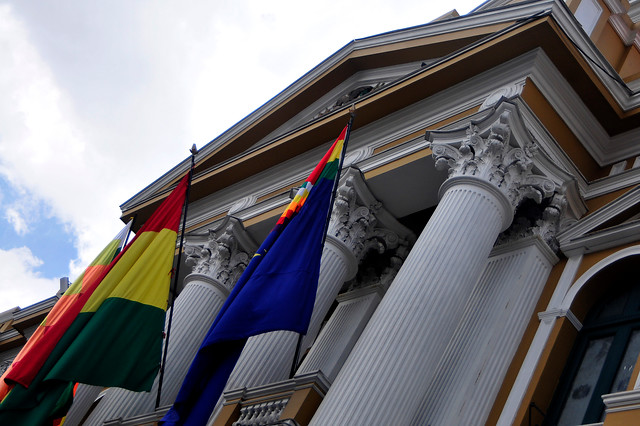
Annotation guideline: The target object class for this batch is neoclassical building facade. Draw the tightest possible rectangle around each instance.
[2,0,640,425]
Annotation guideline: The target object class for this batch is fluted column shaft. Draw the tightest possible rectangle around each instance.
[412,237,557,425]
[311,178,512,425]
[296,284,384,382]
[82,274,231,424]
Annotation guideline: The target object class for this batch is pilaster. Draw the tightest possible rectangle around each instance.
[412,236,559,425]
[296,241,410,382]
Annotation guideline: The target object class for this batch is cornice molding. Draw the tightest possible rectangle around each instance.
[558,184,640,247]
[602,0,627,15]
[608,13,638,46]
[561,220,640,257]
[121,0,640,215]
[12,297,57,321]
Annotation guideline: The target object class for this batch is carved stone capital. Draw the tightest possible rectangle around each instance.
[327,174,393,262]
[184,217,257,292]
[347,237,412,292]
[497,192,568,253]
[429,109,556,210]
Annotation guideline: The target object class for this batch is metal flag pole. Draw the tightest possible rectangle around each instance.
[289,106,356,379]
[156,144,198,409]
[122,215,136,248]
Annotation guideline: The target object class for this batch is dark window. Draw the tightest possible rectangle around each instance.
[545,281,640,425]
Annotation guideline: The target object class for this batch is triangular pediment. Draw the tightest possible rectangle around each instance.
[120,0,640,231]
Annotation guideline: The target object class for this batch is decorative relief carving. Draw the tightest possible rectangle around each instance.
[328,175,387,261]
[0,359,12,375]
[429,111,556,209]
[480,82,526,110]
[314,82,387,119]
[497,193,567,252]
[343,147,374,167]
[327,171,415,278]
[184,221,252,292]
[228,196,257,215]
[346,238,412,292]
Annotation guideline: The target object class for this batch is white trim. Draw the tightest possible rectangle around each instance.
[497,254,582,425]
[603,388,640,409]
[558,185,640,246]
[608,13,638,46]
[539,308,583,330]
[561,220,640,257]
[561,245,640,311]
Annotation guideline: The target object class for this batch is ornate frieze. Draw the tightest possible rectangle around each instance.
[429,110,556,210]
[314,82,387,119]
[184,217,256,292]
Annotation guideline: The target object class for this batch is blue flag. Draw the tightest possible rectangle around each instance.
[162,126,348,425]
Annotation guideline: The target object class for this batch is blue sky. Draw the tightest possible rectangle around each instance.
[0,0,483,312]
[0,178,74,274]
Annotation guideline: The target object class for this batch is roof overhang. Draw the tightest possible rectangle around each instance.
[120,0,640,230]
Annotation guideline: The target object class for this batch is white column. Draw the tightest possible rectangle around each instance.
[82,275,231,423]
[497,253,583,425]
[311,108,556,425]
[311,179,512,425]
[412,236,559,425]
[79,218,254,424]
[296,285,383,383]
[62,384,102,425]
[296,243,408,382]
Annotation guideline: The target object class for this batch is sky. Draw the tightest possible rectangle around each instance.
[0,0,484,313]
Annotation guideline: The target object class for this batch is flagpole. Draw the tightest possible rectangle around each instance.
[156,145,198,409]
[289,107,356,378]
[123,215,136,247]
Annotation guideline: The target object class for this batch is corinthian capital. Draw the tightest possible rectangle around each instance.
[497,192,568,253]
[184,217,257,292]
[428,109,556,209]
[327,168,415,263]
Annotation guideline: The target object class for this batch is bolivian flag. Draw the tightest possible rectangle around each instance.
[0,175,188,425]
[164,125,348,426]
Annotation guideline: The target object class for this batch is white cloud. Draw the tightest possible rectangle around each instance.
[4,207,28,236]
[0,247,59,312]
[0,0,484,308]
[0,4,128,275]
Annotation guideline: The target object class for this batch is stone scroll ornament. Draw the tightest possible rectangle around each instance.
[327,174,401,262]
[184,225,251,293]
[429,111,557,210]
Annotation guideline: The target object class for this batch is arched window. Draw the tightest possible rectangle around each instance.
[545,280,640,425]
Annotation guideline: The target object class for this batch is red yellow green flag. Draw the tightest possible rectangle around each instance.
[0,175,188,425]
[0,221,131,397]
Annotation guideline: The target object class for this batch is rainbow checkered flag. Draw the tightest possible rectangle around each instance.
[163,125,349,426]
